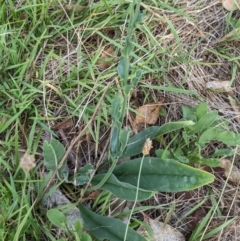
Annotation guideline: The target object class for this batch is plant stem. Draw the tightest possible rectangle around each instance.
[15,172,28,241]
[123,154,145,241]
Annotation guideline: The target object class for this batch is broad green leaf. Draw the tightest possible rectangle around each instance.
[214,131,240,146]
[190,158,220,167]
[47,209,67,228]
[113,157,214,192]
[78,232,92,241]
[110,126,120,156]
[43,139,68,180]
[155,120,194,138]
[122,126,159,157]
[78,203,147,241]
[74,220,83,233]
[189,111,218,135]
[211,148,233,157]
[173,151,189,163]
[234,133,240,144]
[181,105,196,120]
[195,102,208,120]
[155,149,172,159]
[198,128,217,146]
[119,129,131,153]
[67,164,94,186]
[123,122,194,158]
[91,174,155,201]
[123,85,132,95]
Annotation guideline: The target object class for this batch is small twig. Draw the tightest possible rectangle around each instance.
[39,82,111,201]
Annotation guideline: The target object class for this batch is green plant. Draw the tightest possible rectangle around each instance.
[189,193,235,241]
[2,1,239,240]
[41,2,230,240]
[155,102,240,167]
[47,209,92,241]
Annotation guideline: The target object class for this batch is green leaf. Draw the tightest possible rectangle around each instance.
[43,139,68,180]
[78,203,147,241]
[159,107,167,117]
[123,85,132,95]
[135,11,145,24]
[234,133,240,143]
[111,126,120,156]
[117,57,126,79]
[74,220,83,233]
[122,37,133,57]
[173,151,189,163]
[155,120,194,138]
[211,148,233,157]
[142,84,197,96]
[189,111,218,135]
[201,218,235,240]
[119,129,131,153]
[198,128,217,146]
[133,70,142,85]
[196,102,208,120]
[78,232,92,241]
[181,105,196,120]
[155,149,172,159]
[182,131,190,147]
[122,126,159,157]
[91,174,155,201]
[110,95,123,122]
[67,164,94,186]
[190,157,220,167]
[214,131,240,146]
[0,101,32,133]
[113,157,214,192]
[47,209,67,228]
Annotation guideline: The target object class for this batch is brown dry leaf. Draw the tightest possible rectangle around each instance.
[222,0,240,11]
[52,118,74,131]
[81,191,101,202]
[228,96,240,125]
[20,153,36,172]
[206,81,232,93]
[97,46,114,69]
[138,218,185,241]
[134,100,164,125]
[220,159,240,184]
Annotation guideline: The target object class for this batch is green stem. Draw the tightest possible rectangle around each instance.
[15,172,28,241]
[123,154,145,241]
